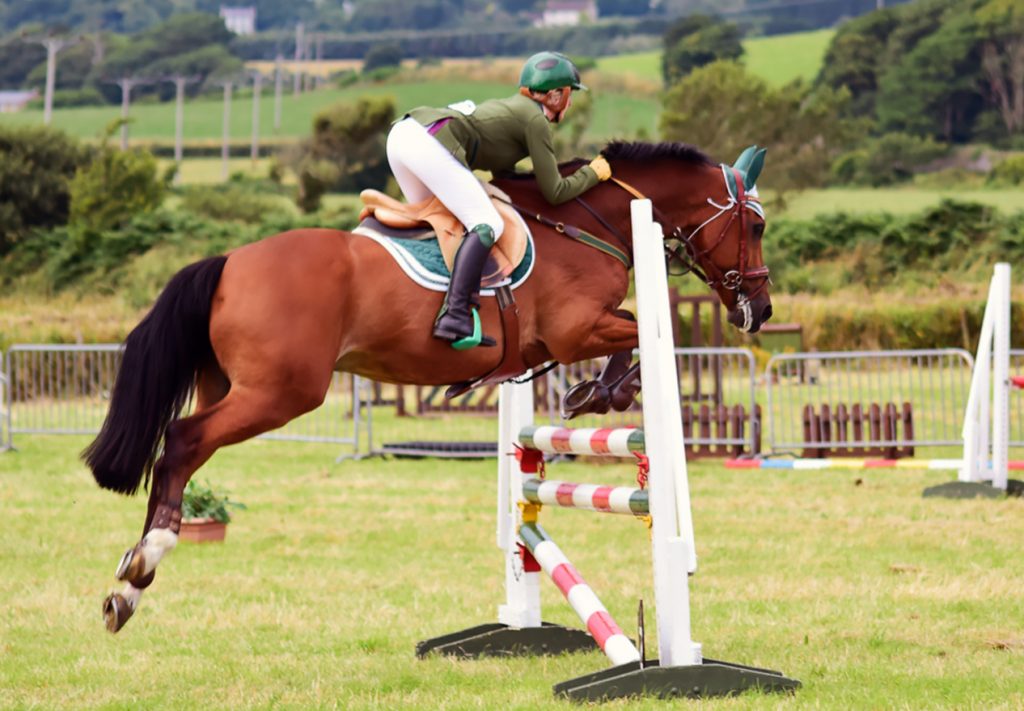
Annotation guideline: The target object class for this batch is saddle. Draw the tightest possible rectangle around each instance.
[358,183,529,287]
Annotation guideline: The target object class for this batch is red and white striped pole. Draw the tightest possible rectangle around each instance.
[520,521,641,666]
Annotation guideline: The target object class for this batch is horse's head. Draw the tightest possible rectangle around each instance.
[603,142,773,334]
[672,146,772,333]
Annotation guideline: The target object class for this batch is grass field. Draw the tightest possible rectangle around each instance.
[1,434,1022,709]
[0,29,833,145]
[0,80,658,144]
[596,29,835,87]
[776,187,1024,219]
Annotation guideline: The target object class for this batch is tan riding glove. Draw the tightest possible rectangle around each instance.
[589,156,612,181]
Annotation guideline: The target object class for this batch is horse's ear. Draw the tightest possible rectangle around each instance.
[734,146,757,174]
[744,148,767,190]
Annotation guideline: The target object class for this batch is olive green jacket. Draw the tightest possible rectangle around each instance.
[407,93,598,205]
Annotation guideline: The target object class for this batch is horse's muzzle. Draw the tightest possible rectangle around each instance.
[727,296,772,334]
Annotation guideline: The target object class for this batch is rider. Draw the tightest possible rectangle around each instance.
[386,51,613,349]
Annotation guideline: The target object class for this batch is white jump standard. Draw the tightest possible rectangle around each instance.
[416,200,799,701]
[924,262,1023,499]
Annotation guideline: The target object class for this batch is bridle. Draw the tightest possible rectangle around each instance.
[506,161,772,329]
[608,166,770,299]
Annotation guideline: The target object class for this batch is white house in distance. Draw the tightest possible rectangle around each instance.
[220,6,257,35]
[0,90,38,113]
[537,0,598,27]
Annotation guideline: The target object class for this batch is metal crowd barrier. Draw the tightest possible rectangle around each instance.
[765,349,975,454]
[1,344,372,458]
[1,369,9,451]
[4,343,1013,460]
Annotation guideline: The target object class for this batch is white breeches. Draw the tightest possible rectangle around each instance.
[386,117,504,240]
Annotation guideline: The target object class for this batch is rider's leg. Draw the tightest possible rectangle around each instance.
[385,117,505,344]
[386,119,432,203]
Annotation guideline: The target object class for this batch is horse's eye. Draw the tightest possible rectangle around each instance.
[752,223,765,241]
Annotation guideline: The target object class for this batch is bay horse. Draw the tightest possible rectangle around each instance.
[86,140,772,633]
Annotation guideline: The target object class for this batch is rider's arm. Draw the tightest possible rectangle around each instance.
[524,112,599,205]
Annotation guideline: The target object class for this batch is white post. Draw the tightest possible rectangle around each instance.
[631,199,700,667]
[960,263,1012,489]
[992,263,1011,491]
[497,381,542,628]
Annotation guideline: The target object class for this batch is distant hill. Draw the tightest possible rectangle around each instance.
[597,29,834,87]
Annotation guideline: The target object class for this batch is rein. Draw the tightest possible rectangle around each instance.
[497,197,633,269]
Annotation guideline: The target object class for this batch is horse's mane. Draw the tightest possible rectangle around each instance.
[493,140,713,182]
[601,140,713,166]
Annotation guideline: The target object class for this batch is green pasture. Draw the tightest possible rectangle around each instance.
[776,187,1024,219]
[2,434,1022,709]
[596,29,835,87]
[0,81,658,144]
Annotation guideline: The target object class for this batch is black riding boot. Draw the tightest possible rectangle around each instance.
[433,225,496,348]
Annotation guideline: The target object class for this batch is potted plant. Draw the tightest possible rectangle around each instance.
[179,479,245,543]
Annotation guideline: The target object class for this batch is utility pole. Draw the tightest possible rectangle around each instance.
[168,75,200,185]
[293,23,304,96]
[315,34,325,90]
[251,72,263,165]
[274,54,284,133]
[24,35,79,126]
[220,80,233,181]
[111,78,148,150]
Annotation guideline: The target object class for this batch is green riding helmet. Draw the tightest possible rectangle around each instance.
[519,51,587,93]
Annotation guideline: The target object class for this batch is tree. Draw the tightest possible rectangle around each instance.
[69,124,166,232]
[661,14,743,86]
[876,17,983,143]
[0,124,90,254]
[975,0,1024,138]
[597,0,650,16]
[291,95,396,212]
[362,43,403,74]
[660,60,860,197]
[815,8,900,118]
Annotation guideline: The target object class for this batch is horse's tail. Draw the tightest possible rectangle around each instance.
[83,255,228,495]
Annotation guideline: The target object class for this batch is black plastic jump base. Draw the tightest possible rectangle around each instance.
[923,479,1024,499]
[554,658,800,703]
[416,624,800,702]
[415,622,596,658]
[382,441,498,459]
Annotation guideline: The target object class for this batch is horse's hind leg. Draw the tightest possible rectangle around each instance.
[103,364,232,632]
[103,367,328,634]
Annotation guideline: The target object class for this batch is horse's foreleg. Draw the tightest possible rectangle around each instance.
[556,311,643,419]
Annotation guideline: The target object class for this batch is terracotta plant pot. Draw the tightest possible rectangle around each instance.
[179,518,228,543]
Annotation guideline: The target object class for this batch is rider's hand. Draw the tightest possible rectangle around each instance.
[589,156,612,181]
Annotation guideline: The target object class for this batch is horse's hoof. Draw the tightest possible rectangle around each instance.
[114,546,145,582]
[561,380,611,420]
[103,592,134,633]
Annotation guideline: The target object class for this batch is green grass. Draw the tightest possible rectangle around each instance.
[742,29,835,86]
[1,434,1023,709]
[596,29,835,87]
[776,187,1024,219]
[0,80,658,144]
